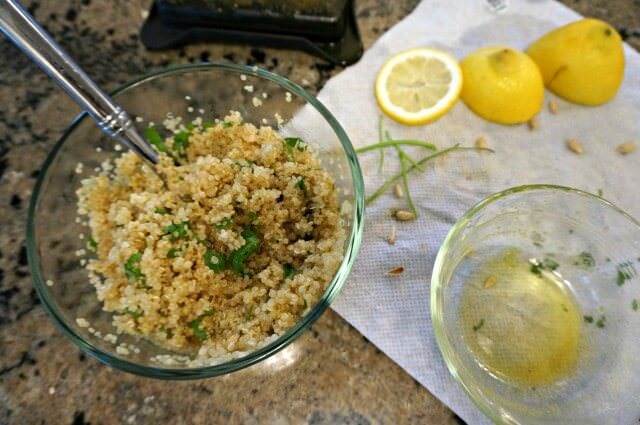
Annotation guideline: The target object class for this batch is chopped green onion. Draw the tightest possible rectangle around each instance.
[204,249,227,272]
[167,247,183,258]
[189,318,207,340]
[632,300,639,311]
[295,177,310,197]
[124,252,144,280]
[163,221,190,241]
[247,211,258,223]
[244,304,255,321]
[203,121,215,129]
[222,121,233,128]
[124,308,143,318]
[173,131,190,153]
[214,217,233,229]
[596,315,606,328]
[284,264,297,280]
[231,227,261,275]
[87,237,98,253]
[188,308,215,340]
[144,126,168,153]
[154,207,169,215]
[283,137,307,155]
[185,123,195,131]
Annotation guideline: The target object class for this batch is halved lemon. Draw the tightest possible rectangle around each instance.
[375,48,462,125]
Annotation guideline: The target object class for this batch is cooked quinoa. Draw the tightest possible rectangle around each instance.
[77,112,344,362]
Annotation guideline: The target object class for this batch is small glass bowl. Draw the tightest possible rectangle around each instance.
[432,185,640,424]
[27,63,364,379]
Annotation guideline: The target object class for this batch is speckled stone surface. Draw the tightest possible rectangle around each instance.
[0,1,638,424]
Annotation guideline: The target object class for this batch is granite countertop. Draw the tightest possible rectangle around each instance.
[1,1,638,424]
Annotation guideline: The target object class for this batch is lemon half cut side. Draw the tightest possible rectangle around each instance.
[375,48,463,125]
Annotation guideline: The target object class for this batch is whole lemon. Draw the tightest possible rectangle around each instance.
[527,18,624,106]
[460,46,544,124]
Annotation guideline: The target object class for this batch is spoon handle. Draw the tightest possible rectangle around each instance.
[0,0,157,164]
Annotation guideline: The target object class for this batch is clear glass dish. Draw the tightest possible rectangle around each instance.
[432,185,640,424]
[27,63,364,379]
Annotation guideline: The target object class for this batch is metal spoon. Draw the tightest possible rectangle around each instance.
[0,0,158,164]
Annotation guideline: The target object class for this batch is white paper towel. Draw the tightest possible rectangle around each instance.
[317,0,640,422]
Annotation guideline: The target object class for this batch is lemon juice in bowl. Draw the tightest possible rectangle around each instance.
[457,247,582,387]
[432,186,640,423]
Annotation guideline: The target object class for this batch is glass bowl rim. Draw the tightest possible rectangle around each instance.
[26,62,365,379]
[430,184,640,422]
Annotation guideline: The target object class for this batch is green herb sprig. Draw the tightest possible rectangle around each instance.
[355,117,492,217]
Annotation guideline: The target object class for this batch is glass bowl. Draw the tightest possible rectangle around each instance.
[27,63,364,379]
[432,185,640,424]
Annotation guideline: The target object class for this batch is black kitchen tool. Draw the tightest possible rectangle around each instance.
[140,0,363,65]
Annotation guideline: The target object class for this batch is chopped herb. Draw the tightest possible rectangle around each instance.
[167,247,183,258]
[163,221,190,241]
[124,252,144,280]
[231,227,261,275]
[632,300,639,311]
[202,121,214,129]
[584,315,594,323]
[472,319,485,332]
[185,123,195,131]
[284,264,297,280]
[561,304,569,313]
[568,229,574,234]
[222,121,233,128]
[247,211,258,223]
[173,131,190,155]
[575,251,595,268]
[295,177,309,196]
[188,309,214,340]
[154,207,169,215]
[234,160,254,168]
[616,262,636,286]
[530,257,559,275]
[144,126,168,153]
[597,189,603,197]
[303,299,308,308]
[596,315,606,328]
[215,217,233,229]
[189,318,207,340]
[244,304,255,321]
[124,308,143,318]
[204,249,227,272]
[87,237,98,253]
[283,137,307,155]
[533,241,543,248]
